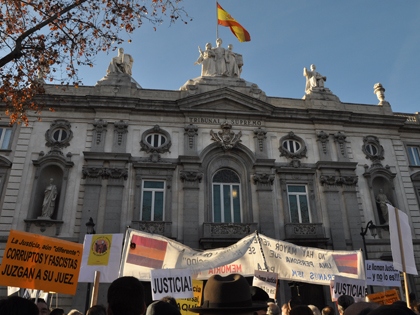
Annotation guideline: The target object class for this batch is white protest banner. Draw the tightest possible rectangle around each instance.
[253,270,278,299]
[365,260,401,287]
[388,205,418,275]
[330,276,367,302]
[79,234,124,283]
[195,233,364,285]
[119,228,256,280]
[151,268,193,300]
[120,229,365,286]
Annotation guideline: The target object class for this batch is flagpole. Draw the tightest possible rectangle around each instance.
[216,1,219,40]
[394,207,410,309]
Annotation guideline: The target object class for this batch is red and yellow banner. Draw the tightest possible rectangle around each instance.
[0,230,82,295]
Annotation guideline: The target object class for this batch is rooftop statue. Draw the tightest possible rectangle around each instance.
[194,43,216,77]
[194,39,243,78]
[213,38,228,76]
[303,64,326,94]
[107,47,134,76]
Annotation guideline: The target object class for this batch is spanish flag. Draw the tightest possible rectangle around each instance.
[217,2,251,42]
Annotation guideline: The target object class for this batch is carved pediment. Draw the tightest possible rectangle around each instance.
[178,88,273,115]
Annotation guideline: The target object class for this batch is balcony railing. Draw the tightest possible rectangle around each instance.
[131,221,172,238]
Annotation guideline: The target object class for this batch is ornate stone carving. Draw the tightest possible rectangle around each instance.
[140,125,172,154]
[292,224,317,235]
[362,135,384,166]
[253,172,275,187]
[320,175,338,186]
[103,168,128,180]
[82,167,128,180]
[253,127,267,153]
[279,132,307,160]
[180,170,203,184]
[317,131,329,154]
[82,167,104,179]
[210,122,242,150]
[210,223,253,235]
[373,83,390,106]
[340,176,358,186]
[184,124,198,150]
[93,119,108,145]
[114,120,128,146]
[334,132,347,157]
[45,119,73,150]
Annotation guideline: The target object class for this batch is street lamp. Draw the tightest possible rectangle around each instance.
[85,217,95,313]
[360,220,389,294]
[86,217,96,235]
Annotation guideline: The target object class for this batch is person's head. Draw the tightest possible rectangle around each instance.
[146,301,181,315]
[0,296,39,315]
[160,296,178,309]
[337,295,354,315]
[343,302,379,315]
[205,43,212,50]
[308,305,321,315]
[228,44,233,51]
[118,48,124,55]
[189,274,267,315]
[67,310,83,315]
[251,287,269,315]
[50,308,65,315]
[282,303,291,315]
[107,276,146,315]
[267,302,280,315]
[310,64,316,71]
[321,306,334,315]
[290,306,313,315]
[31,298,50,315]
[86,305,106,315]
[216,38,222,47]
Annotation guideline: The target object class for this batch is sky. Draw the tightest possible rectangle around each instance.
[76,0,420,114]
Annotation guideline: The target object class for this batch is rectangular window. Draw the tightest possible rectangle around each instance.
[0,128,12,150]
[140,180,165,221]
[287,185,311,223]
[407,146,420,166]
[212,184,241,223]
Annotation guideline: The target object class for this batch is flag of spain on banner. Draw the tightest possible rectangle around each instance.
[217,2,251,42]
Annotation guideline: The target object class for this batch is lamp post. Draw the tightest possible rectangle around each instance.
[360,220,390,294]
[85,217,95,313]
[360,220,377,261]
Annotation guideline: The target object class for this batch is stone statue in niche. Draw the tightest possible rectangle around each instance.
[107,47,134,76]
[40,178,57,219]
[303,64,326,93]
[376,189,392,224]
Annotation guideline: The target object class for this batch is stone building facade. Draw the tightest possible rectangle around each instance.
[0,46,419,309]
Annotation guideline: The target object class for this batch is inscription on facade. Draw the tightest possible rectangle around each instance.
[188,117,262,126]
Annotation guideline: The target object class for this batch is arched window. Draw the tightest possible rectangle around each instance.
[212,169,241,223]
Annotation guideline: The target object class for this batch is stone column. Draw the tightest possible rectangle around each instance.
[180,168,203,249]
[317,162,347,250]
[103,168,128,233]
[253,171,275,238]
[80,166,104,242]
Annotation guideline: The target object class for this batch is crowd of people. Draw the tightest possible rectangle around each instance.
[0,274,418,315]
